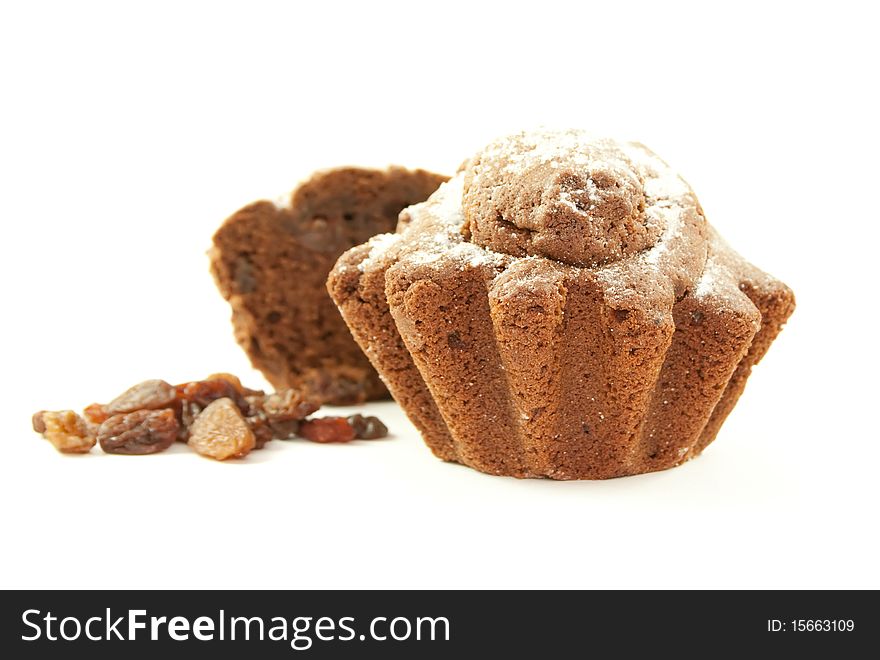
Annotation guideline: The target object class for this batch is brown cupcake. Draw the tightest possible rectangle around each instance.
[210,166,447,404]
[328,130,794,479]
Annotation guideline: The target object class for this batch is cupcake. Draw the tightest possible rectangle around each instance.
[211,166,447,404]
[327,131,795,478]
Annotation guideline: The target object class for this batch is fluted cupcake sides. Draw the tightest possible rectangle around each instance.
[327,133,794,479]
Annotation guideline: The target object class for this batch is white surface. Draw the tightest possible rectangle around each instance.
[1,0,878,589]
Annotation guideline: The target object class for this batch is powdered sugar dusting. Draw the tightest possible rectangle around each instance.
[357,232,401,272]
[486,130,628,177]
[695,233,735,298]
[642,205,682,266]
[695,262,717,297]
[379,133,708,306]
[620,142,690,201]
[403,175,509,271]
[271,192,292,210]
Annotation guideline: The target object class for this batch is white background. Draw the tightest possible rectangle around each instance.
[1,0,877,589]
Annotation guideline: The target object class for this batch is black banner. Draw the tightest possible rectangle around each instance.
[0,590,874,657]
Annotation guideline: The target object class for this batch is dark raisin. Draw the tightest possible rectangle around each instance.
[98,409,178,455]
[247,415,274,449]
[362,416,388,439]
[298,417,356,443]
[176,400,202,441]
[268,418,301,440]
[176,378,244,409]
[346,414,389,440]
[107,379,177,414]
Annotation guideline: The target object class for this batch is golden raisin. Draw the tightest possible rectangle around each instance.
[32,410,96,454]
[187,398,255,460]
[205,372,244,393]
[83,403,110,425]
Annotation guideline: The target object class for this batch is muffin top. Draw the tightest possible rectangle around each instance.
[355,130,711,310]
[462,129,698,267]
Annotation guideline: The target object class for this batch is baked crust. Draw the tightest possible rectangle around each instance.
[211,167,447,404]
[328,133,794,477]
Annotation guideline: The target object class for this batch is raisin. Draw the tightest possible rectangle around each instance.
[32,411,47,434]
[243,394,266,418]
[32,410,96,454]
[176,378,244,409]
[175,379,250,441]
[207,373,265,398]
[31,375,331,459]
[187,398,255,460]
[268,418,300,440]
[176,374,262,442]
[246,415,274,449]
[298,417,356,443]
[263,389,320,422]
[346,414,388,440]
[205,372,245,394]
[107,379,177,414]
[98,409,178,455]
[83,403,110,425]
[177,400,201,441]
[243,387,316,441]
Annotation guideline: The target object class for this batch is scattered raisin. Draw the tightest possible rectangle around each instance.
[97,409,179,455]
[83,403,110,425]
[187,398,255,460]
[176,400,201,441]
[176,378,245,410]
[263,389,320,422]
[346,414,389,440]
[246,415,274,449]
[175,379,250,441]
[242,394,266,418]
[205,373,245,394]
[29,374,395,460]
[298,417,356,443]
[268,418,301,440]
[206,373,264,397]
[32,410,95,454]
[107,379,177,414]
[32,411,47,434]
